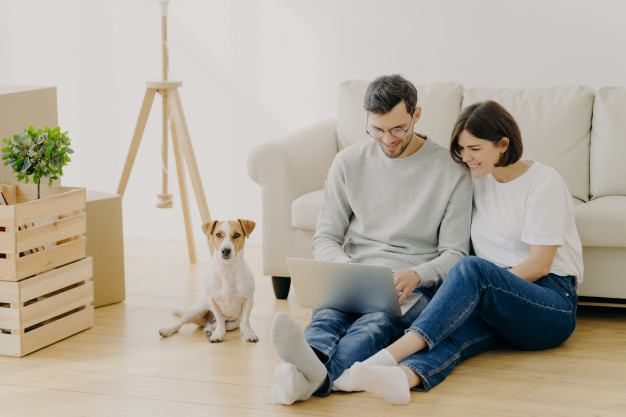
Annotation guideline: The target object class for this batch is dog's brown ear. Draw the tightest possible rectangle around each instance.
[238,219,256,238]
[203,220,219,255]
[202,220,219,237]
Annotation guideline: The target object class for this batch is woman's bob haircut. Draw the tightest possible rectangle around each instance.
[450,100,523,167]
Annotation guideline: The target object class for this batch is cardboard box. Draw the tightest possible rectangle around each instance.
[0,86,58,184]
[86,190,125,307]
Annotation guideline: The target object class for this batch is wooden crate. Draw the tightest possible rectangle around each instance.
[0,184,87,281]
[0,184,94,356]
[0,258,94,356]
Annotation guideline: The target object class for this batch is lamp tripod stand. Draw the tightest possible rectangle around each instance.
[117,0,211,263]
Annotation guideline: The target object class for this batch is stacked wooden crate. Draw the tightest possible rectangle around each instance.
[0,184,93,357]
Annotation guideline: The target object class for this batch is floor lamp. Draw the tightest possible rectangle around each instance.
[117,0,211,263]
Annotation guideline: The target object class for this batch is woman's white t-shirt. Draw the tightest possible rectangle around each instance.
[471,161,584,283]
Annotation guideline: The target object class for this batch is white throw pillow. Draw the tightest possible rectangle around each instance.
[590,87,626,198]
[291,189,324,232]
[463,86,593,202]
[337,80,463,150]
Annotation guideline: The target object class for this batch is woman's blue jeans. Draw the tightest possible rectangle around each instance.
[304,289,433,397]
[401,256,578,391]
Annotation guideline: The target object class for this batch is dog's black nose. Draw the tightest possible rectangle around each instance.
[221,247,231,257]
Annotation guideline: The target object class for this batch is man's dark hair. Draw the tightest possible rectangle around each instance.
[364,74,418,115]
[450,100,523,167]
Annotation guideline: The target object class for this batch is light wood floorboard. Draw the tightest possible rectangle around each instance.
[1,239,625,416]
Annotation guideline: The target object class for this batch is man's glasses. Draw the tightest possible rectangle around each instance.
[366,115,414,139]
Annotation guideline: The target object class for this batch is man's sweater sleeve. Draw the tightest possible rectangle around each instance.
[412,171,473,288]
[312,156,353,263]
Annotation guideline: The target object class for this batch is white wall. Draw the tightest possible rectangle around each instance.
[1,0,625,249]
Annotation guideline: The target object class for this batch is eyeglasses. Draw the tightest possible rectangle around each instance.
[366,115,414,139]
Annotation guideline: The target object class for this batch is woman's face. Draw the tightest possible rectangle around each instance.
[457,130,507,179]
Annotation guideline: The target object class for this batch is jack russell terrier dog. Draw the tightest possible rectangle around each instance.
[159,219,258,343]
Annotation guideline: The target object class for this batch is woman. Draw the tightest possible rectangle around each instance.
[340,100,583,404]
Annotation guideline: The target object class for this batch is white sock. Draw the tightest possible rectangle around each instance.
[270,312,327,383]
[351,363,411,405]
[332,349,397,392]
[270,362,323,405]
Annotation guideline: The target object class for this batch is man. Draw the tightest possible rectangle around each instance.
[270,74,472,404]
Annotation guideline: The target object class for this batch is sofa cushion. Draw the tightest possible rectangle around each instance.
[337,80,463,150]
[292,189,323,232]
[590,87,626,199]
[292,192,626,247]
[575,196,626,247]
[463,86,593,202]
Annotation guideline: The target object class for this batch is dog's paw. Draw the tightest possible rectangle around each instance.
[245,334,258,343]
[159,327,177,338]
[209,329,225,343]
[241,327,258,343]
[203,324,216,337]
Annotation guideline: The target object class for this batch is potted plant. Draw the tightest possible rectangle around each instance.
[1,126,73,199]
[0,126,92,358]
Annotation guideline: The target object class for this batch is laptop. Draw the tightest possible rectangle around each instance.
[285,257,423,317]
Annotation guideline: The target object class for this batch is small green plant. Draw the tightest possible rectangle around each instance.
[2,126,73,199]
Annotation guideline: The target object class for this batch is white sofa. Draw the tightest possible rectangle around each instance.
[247,80,626,303]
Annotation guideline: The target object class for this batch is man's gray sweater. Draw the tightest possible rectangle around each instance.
[312,137,472,289]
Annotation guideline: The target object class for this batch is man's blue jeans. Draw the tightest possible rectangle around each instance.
[402,256,578,391]
[304,289,432,397]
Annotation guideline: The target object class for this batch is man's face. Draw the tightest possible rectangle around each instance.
[368,101,420,158]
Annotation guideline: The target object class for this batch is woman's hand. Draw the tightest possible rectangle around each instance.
[509,245,558,282]
[393,270,421,304]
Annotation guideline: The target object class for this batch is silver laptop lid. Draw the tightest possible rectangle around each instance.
[285,257,421,317]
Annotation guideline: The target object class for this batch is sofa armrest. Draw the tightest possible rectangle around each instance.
[247,119,338,277]
[248,119,338,195]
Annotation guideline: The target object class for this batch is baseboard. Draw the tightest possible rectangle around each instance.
[578,296,626,308]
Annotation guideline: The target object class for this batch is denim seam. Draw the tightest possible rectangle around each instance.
[546,276,574,299]
[415,332,495,389]
[406,327,434,350]
[489,284,574,313]
[423,351,461,379]
[458,332,495,352]
[307,332,344,357]
[310,334,342,357]
[408,292,481,350]
[409,280,572,355]
[403,331,495,393]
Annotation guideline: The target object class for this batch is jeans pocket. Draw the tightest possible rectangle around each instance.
[547,275,575,299]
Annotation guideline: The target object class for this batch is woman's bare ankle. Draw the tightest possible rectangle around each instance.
[400,365,421,388]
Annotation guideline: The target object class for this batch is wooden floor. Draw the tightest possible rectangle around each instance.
[1,239,626,416]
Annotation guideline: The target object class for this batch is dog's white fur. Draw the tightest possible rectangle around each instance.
[159,219,258,343]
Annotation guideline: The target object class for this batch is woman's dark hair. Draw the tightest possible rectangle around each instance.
[364,74,418,115]
[450,100,523,167]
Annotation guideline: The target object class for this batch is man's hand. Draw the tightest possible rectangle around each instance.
[393,270,421,304]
